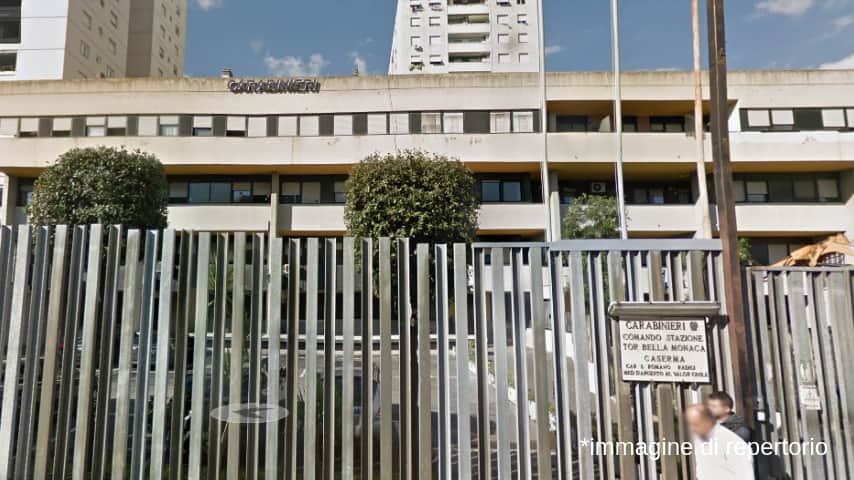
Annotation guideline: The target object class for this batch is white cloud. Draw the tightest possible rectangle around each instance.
[755,0,814,15]
[819,52,854,69]
[544,45,563,56]
[349,52,368,74]
[250,40,264,55]
[263,53,329,77]
[832,14,854,29]
[195,0,222,11]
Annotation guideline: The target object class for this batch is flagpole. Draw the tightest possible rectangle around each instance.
[610,0,629,239]
[693,0,713,238]
[537,0,554,241]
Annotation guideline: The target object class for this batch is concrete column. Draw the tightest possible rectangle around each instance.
[841,169,854,239]
[269,173,280,236]
[548,171,561,240]
[1,175,17,226]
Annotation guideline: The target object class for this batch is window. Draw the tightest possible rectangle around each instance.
[518,52,530,63]
[106,116,126,136]
[429,16,441,26]
[513,111,535,133]
[497,14,509,25]
[281,181,321,204]
[168,178,270,204]
[82,11,92,29]
[299,116,319,136]
[80,41,90,59]
[490,112,511,133]
[367,114,387,134]
[0,52,15,72]
[429,54,442,65]
[138,116,157,136]
[192,116,212,136]
[421,113,441,134]
[745,181,768,203]
[390,113,409,134]
[443,112,464,134]
[410,36,422,47]
[517,13,528,24]
[226,116,246,137]
[429,35,442,45]
[18,117,38,137]
[334,181,347,203]
[650,116,685,133]
[189,181,231,203]
[0,17,20,43]
[109,11,118,28]
[822,109,846,128]
[0,118,17,137]
[86,117,107,137]
[17,180,34,206]
[817,179,840,201]
[108,39,117,54]
[518,33,529,43]
[410,17,422,27]
[52,118,72,137]
[158,116,180,136]
[743,107,854,132]
[627,183,692,205]
[334,115,353,136]
[793,109,823,130]
[247,117,267,137]
[497,33,510,44]
[726,174,841,204]
[278,116,298,136]
[480,179,523,202]
[556,115,588,132]
[497,53,510,64]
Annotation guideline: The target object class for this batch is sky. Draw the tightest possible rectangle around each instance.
[184,0,854,77]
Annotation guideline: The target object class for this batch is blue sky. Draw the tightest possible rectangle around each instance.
[185,0,854,77]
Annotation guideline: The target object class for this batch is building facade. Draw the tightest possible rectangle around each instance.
[0,0,186,81]
[389,0,541,75]
[0,70,852,265]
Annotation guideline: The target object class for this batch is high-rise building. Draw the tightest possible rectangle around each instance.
[389,0,541,75]
[0,0,186,81]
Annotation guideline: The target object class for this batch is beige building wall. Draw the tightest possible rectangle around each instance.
[127,0,186,77]
[63,0,131,79]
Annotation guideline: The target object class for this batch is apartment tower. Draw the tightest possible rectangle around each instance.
[0,0,186,81]
[389,0,541,74]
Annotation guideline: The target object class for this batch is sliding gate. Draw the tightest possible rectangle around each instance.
[0,226,734,480]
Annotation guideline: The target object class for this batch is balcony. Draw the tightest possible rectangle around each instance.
[479,203,547,232]
[447,41,491,54]
[718,204,852,235]
[448,61,492,73]
[730,131,854,164]
[547,132,709,164]
[168,204,271,231]
[447,22,491,35]
[626,205,698,234]
[278,205,346,234]
[447,3,490,15]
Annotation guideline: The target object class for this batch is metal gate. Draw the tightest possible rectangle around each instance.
[0,225,738,480]
[746,267,854,480]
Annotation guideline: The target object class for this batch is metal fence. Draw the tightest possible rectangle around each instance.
[746,267,854,480]
[0,225,751,480]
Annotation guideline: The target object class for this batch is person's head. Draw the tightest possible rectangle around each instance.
[707,391,734,420]
[685,404,717,440]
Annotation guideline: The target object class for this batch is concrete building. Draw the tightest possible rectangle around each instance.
[389,0,541,75]
[0,70,852,265]
[0,0,186,81]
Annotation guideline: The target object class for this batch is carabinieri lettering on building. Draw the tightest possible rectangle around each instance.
[227,79,321,94]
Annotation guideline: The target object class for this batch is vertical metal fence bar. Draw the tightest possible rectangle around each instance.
[510,248,531,480]
[208,234,229,480]
[188,232,211,480]
[812,273,843,479]
[435,244,451,480]
[342,238,356,480]
[113,229,144,479]
[528,247,552,480]
[416,244,432,480]
[590,252,615,480]
[169,231,195,480]
[549,250,573,480]
[266,236,283,480]
[72,225,104,480]
[397,239,413,480]
[772,273,803,480]
[15,227,49,479]
[453,244,472,480]
[304,238,319,480]
[489,248,512,480]
[53,226,86,480]
[567,252,593,480]
[246,234,264,480]
[828,272,854,477]
[151,229,177,480]
[379,239,394,480]
[0,227,13,359]
[33,225,69,479]
[131,230,160,480]
[473,248,491,480]
[324,238,338,480]
[0,225,31,478]
[285,238,300,480]
[226,232,246,480]
[361,238,375,480]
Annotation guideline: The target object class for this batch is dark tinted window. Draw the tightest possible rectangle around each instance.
[0,19,20,44]
[555,115,588,132]
[0,52,14,72]
[793,109,823,130]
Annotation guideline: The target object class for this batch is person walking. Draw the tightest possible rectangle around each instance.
[685,404,755,479]
[707,391,752,442]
